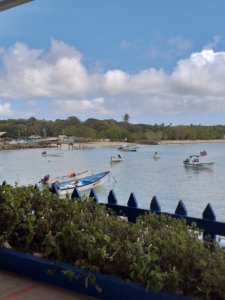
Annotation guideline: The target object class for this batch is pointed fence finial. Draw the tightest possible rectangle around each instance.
[202,203,216,242]
[127,193,138,208]
[50,183,59,195]
[150,196,161,212]
[203,203,216,221]
[34,184,40,190]
[108,190,118,204]
[89,189,98,203]
[175,200,187,216]
[71,187,82,200]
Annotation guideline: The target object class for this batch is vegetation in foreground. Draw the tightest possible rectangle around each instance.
[0,184,225,299]
[1,116,225,144]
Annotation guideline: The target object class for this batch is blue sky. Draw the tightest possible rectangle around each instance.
[0,0,225,125]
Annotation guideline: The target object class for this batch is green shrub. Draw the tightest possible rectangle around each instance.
[0,185,225,299]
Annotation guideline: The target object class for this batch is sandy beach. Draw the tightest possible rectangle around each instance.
[158,139,225,145]
[1,139,225,151]
[75,139,225,148]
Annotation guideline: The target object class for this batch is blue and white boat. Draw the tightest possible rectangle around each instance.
[55,170,110,196]
[117,145,139,152]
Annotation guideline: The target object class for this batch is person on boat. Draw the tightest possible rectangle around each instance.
[118,154,122,158]
[69,172,76,177]
[39,174,50,184]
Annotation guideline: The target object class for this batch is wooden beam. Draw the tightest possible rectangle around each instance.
[0,0,33,12]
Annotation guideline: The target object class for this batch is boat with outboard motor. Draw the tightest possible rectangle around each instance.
[183,155,214,169]
[111,155,123,162]
[153,152,160,159]
[117,145,139,152]
[41,151,63,157]
[39,169,93,185]
[51,170,110,196]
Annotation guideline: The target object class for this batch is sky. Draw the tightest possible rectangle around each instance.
[0,0,225,125]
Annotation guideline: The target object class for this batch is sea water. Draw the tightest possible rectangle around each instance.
[0,142,225,221]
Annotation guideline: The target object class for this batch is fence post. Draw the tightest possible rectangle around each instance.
[202,203,216,242]
[150,196,161,212]
[50,183,59,195]
[89,189,98,203]
[127,193,138,222]
[71,187,82,201]
[127,193,138,208]
[175,200,187,216]
[108,190,118,204]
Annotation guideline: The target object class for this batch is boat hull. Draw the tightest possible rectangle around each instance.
[183,162,214,169]
[111,157,123,162]
[58,171,110,196]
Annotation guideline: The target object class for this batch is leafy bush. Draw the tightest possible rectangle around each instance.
[0,185,225,299]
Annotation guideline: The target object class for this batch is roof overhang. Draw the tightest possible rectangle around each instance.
[0,0,33,12]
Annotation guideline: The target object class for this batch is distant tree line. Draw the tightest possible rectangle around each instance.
[0,116,225,144]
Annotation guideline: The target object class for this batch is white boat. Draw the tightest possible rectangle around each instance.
[183,155,214,169]
[41,151,63,157]
[153,152,160,159]
[111,155,123,162]
[117,145,139,152]
[55,170,110,196]
[39,169,93,185]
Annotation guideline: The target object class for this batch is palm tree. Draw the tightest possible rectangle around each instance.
[122,113,130,124]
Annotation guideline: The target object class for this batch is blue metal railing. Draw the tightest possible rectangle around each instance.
[3,180,225,241]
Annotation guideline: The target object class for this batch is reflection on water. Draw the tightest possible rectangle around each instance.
[183,165,214,174]
[0,143,225,221]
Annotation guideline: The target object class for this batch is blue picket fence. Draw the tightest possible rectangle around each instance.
[69,185,225,242]
[3,180,225,242]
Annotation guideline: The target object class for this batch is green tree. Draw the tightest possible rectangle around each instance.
[122,114,130,126]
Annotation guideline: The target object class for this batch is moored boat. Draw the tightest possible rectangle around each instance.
[54,170,110,196]
[39,169,93,185]
[153,152,160,159]
[117,145,139,152]
[111,155,123,162]
[41,151,63,157]
[183,155,214,169]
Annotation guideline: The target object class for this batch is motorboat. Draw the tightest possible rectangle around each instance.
[153,152,160,159]
[117,145,139,152]
[183,155,214,169]
[41,151,63,157]
[39,169,93,185]
[54,170,110,196]
[111,155,123,162]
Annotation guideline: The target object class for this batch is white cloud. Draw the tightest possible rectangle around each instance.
[168,36,193,55]
[203,35,221,50]
[1,40,225,120]
[0,102,12,116]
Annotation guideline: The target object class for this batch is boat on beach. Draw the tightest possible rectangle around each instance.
[53,170,111,196]
[183,155,214,169]
[39,169,93,185]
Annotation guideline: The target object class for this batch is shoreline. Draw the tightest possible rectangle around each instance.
[77,139,225,147]
[158,139,225,145]
[1,139,225,151]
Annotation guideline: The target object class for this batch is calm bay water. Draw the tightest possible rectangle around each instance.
[0,143,225,221]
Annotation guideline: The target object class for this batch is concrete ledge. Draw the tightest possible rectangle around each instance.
[0,248,190,300]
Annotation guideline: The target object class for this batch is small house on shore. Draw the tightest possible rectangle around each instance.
[0,132,8,141]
